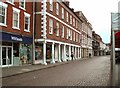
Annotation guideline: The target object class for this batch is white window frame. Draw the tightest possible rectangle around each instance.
[66,12,68,22]
[74,32,75,41]
[70,15,72,25]
[56,22,59,36]
[62,7,64,19]
[49,19,53,34]
[56,3,59,15]
[49,0,53,11]
[66,28,69,39]
[12,7,20,30]
[73,18,75,26]
[76,20,78,29]
[6,0,14,5]
[62,25,64,38]
[76,33,78,42]
[0,2,8,26]
[70,30,72,40]
[19,0,25,10]
[24,12,30,32]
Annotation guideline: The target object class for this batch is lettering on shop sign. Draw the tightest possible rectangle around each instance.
[11,36,23,42]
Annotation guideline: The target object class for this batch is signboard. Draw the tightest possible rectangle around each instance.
[111,13,120,31]
[0,32,32,44]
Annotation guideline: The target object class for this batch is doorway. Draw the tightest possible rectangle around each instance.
[1,47,12,67]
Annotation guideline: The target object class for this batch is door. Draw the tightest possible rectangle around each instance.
[2,47,12,67]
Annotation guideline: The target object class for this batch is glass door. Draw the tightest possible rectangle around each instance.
[2,47,12,67]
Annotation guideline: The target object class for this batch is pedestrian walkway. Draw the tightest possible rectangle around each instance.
[2,61,69,78]
[2,57,100,78]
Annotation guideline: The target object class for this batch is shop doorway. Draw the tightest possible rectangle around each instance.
[1,46,12,67]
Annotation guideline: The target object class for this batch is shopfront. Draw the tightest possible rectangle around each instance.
[0,42,13,67]
[0,32,33,67]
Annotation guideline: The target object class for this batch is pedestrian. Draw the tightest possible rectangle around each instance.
[89,53,91,58]
[71,52,74,60]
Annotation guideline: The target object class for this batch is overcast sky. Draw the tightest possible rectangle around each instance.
[69,0,119,43]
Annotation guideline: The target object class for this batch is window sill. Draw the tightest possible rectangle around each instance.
[19,6,26,11]
[49,33,53,35]
[12,27,20,30]
[24,30,30,32]
[0,23,7,27]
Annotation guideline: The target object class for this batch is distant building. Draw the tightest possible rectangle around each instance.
[106,43,111,55]
[75,11,93,58]
[92,31,100,56]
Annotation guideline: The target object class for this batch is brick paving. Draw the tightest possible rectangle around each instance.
[2,56,111,86]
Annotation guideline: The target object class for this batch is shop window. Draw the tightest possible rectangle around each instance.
[20,44,32,64]
[35,45,43,60]
[13,43,19,57]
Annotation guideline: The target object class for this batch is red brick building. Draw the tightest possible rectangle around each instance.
[0,0,33,67]
[34,0,82,65]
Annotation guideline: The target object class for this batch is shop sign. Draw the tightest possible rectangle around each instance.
[11,36,23,42]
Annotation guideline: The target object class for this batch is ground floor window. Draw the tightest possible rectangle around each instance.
[46,45,52,60]
[20,44,32,64]
[35,44,43,61]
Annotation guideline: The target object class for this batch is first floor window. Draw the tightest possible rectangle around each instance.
[24,12,30,32]
[0,6,5,24]
[66,28,69,39]
[74,32,75,41]
[13,12,19,27]
[70,30,72,40]
[56,22,59,36]
[13,7,20,29]
[0,2,7,25]
[62,25,64,38]
[49,19,53,34]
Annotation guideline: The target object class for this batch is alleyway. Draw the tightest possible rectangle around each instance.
[2,56,111,86]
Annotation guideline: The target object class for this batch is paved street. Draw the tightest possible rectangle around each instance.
[2,56,111,86]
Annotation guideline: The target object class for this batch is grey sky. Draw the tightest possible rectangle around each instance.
[69,0,119,43]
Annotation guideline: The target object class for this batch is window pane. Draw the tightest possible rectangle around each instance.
[25,16,30,31]
[0,6,5,24]
[20,0,25,8]
[13,12,18,27]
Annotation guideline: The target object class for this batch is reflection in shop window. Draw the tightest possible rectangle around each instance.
[35,45,43,60]
[20,44,32,64]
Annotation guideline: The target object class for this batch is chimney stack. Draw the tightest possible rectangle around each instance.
[63,0,70,7]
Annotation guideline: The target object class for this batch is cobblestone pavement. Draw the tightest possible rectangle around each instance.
[2,56,111,86]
